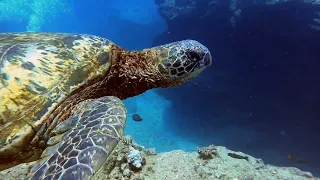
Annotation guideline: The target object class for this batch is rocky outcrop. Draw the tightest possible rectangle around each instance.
[93,136,317,180]
[155,0,320,29]
[70,136,319,180]
[1,136,317,179]
[311,10,320,30]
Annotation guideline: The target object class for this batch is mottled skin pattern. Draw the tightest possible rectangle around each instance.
[0,33,113,169]
[0,32,212,179]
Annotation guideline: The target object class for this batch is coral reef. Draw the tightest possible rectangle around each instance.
[1,135,317,180]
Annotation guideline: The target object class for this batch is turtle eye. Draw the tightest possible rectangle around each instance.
[187,51,201,62]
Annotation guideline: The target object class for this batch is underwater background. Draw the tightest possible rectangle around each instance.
[1,0,319,176]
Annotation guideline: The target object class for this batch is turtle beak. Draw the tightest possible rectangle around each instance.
[199,51,212,68]
[203,52,212,67]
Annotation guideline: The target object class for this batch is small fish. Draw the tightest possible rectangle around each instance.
[228,153,249,161]
[287,154,310,164]
[132,114,142,121]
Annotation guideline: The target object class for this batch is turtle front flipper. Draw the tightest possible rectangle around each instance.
[28,96,127,180]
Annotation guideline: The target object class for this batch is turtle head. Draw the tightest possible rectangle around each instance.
[155,40,212,84]
[104,40,212,99]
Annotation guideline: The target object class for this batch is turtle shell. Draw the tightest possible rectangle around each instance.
[0,33,113,164]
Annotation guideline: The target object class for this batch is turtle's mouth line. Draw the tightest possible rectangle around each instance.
[189,63,204,78]
[190,52,211,75]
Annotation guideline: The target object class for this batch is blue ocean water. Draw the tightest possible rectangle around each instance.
[1,0,319,176]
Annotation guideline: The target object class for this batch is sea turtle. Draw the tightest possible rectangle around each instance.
[0,32,212,179]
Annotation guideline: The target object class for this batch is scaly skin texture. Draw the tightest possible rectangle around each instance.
[28,96,127,180]
[0,33,212,176]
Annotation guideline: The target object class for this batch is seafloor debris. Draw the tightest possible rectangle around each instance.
[127,147,146,171]
[0,136,318,180]
[227,152,249,161]
[197,144,218,159]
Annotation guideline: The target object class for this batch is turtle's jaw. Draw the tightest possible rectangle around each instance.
[186,51,212,78]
